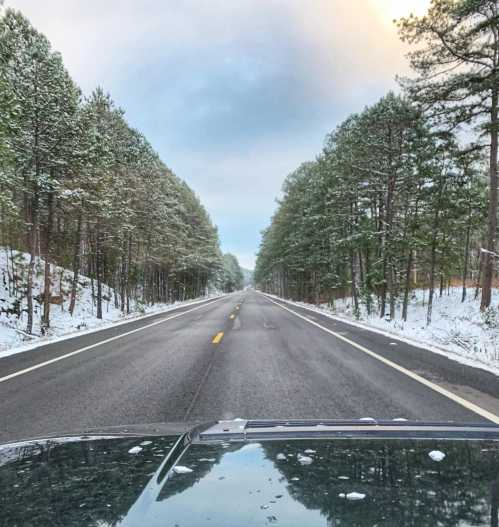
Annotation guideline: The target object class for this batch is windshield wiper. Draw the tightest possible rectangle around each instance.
[195,419,499,442]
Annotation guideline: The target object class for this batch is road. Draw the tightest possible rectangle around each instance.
[1,290,499,442]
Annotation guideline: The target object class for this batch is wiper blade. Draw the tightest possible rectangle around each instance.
[195,419,499,442]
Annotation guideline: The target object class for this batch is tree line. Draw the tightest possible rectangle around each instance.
[256,0,499,322]
[0,9,242,335]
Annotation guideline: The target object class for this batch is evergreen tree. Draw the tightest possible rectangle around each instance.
[221,253,244,292]
[255,94,487,324]
[397,0,499,310]
[0,9,225,336]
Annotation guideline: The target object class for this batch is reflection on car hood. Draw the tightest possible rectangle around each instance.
[1,421,499,526]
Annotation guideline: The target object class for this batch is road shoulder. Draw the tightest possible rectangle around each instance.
[0,295,228,381]
[259,292,499,421]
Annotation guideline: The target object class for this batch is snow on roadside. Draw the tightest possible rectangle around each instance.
[0,247,224,358]
[262,288,499,376]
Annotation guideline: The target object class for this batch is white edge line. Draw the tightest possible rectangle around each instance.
[0,294,231,359]
[0,296,227,384]
[261,293,499,377]
[261,293,499,424]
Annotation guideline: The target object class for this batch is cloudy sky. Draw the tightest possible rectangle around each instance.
[7,0,430,268]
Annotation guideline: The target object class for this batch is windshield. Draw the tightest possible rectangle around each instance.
[1,0,499,462]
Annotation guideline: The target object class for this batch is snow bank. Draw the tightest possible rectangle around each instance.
[0,247,223,357]
[263,288,499,376]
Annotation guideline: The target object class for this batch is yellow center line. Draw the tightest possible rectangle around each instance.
[212,332,224,344]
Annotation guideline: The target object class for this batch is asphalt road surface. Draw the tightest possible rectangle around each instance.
[1,290,499,443]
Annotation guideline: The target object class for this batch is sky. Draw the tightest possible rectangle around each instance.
[6,0,430,269]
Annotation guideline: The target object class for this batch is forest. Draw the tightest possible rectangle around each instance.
[0,9,243,337]
[255,0,499,324]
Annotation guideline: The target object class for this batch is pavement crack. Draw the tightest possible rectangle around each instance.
[183,353,217,422]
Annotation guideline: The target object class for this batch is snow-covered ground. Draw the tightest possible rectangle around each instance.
[0,247,222,357]
[264,288,499,376]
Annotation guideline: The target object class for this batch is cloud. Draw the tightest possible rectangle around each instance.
[8,0,416,269]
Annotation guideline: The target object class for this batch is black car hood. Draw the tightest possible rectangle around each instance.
[1,420,499,526]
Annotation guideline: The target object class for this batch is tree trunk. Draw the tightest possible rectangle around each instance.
[26,190,39,335]
[426,198,442,326]
[126,233,132,314]
[402,249,413,322]
[26,237,36,335]
[462,222,471,303]
[389,263,396,320]
[114,270,119,309]
[69,211,82,316]
[481,88,499,311]
[380,178,396,318]
[475,246,483,300]
[120,236,127,312]
[358,249,365,291]
[95,223,103,319]
[378,194,387,318]
[379,258,388,318]
[427,230,438,326]
[350,250,359,317]
[41,191,54,333]
[364,248,372,316]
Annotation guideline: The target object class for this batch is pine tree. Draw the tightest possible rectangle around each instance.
[397,0,499,310]
[1,10,80,333]
[221,253,244,292]
[255,93,486,325]
[0,9,225,336]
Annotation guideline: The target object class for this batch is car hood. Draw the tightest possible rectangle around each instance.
[1,420,499,526]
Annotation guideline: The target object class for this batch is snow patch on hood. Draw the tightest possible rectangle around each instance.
[428,450,446,462]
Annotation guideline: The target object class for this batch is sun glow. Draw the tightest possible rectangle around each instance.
[369,0,431,26]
